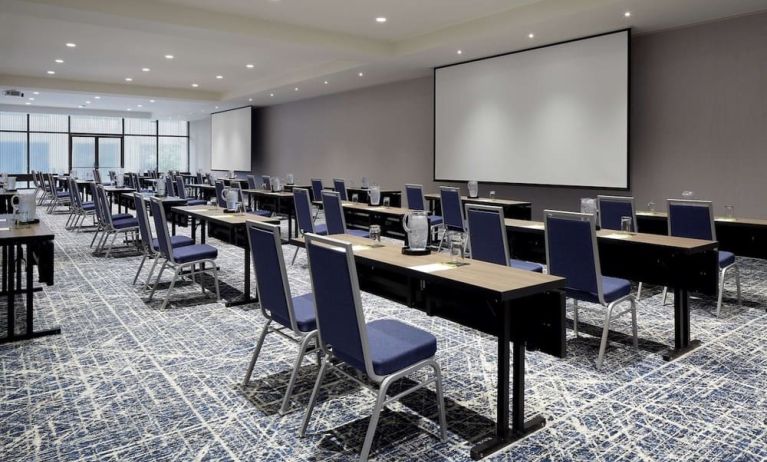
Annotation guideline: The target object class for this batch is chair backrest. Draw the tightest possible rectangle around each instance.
[310,178,323,201]
[93,169,101,184]
[597,195,636,231]
[466,204,509,266]
[262,175,271,190]
[321,191,347,235]
[96,185,115,227]
[68,177,83,208]
[246,174,258,189]
[175,177,187,199]
[206,173,215,186]
[196,172,203,185]
[305,234,372,377]
[45,173,55,194]
[293,188,315,234]
[164,176,176,197]
[149,198,174,260]
[246,221,300,332]
[544,210,604,304]
[405,184,426,211]
[214,181,226,207]
[333,178,348,201]
[134,194,154,250]
[667,199,715,240]
[440,186,465,232]
[89,182,105,224]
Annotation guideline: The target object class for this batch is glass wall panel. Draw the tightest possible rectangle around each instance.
[158,120,187,136]
[0,112,27,131]
[124,136,157,173]
[30,113,68,132]
[125,118,156,135]
[0,132,27,173]
[158,137,188,172]
[70,115,122,134]
[30,133,68,173]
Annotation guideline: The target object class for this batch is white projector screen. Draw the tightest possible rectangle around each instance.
[211,107,252,171]
[434,30,629,188]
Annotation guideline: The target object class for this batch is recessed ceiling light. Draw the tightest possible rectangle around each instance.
[270,93,274,97]
[457,49,463,55]
[78,105,84,108]
[216,75,223,79]
[55,59,64,64]
[142,67,150,72]
[624,11,631,17]
[191,83,199,87]
[358,72,364,77]
[137,104,143,108]
[25,102,31,105]
[246,64,254,69]
[528,33,535,39]
[324,80,328,85]
[33,91,40,95]
[46,70,55,75]
[29,97,35,101]
[125,77,133,82]
[85,101,91,104]
[215,106,219,109]
[127,108,132,111]
[248,98,253,102]
[376,17,387,23]
[149,99,155,103]
[94,95,100,99]
[294,87,299,91]
[165,54,174,59]
[66,43,76,48]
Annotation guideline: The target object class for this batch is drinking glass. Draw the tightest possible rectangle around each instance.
[489,191,496,200]
[450,234,464,263]
[382,197,391,208]
[620,216,633,233]
[725,205,735,219]
[682,191,695,200]
[648,201,656,213]
[351,193,359,203]
[369,224,381,242]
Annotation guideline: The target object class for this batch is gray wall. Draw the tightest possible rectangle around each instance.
[190,11,767,219]
[189,117,211,173]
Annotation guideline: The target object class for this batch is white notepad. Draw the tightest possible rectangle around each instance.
[409,263,458,273]
[602,233,632,240]
[0,227,9,231]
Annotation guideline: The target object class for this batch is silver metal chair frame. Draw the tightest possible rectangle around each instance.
[597,195,645,299]
[544,210,638,370]
[299,234,447,462]
[437,186,467,253]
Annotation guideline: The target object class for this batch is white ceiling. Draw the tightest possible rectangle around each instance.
[1,0,766,120]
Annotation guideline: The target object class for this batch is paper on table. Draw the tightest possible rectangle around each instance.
[0,227,9,231]
[602,233,632,240]
[409,262,458,273]
[523,224,545,230]
[210,215,235,219]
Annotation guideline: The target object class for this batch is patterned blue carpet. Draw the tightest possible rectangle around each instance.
[1,208,766,461]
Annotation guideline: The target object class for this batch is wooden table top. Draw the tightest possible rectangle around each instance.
[241,189,294,198]
[0,215,55,242]
[297,234,564,299]
[347,187,402,194]
[505,218,718,251]
[637,210,767,227]
[171,205,280,226]
[188,183,215,189]
[424,193,531,206]
[103,186,136,193]
[311,200,411,217]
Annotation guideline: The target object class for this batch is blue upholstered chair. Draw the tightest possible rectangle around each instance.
[196,172,204,186]
[310,178,324,201]
[93,185,139,258]
[175,176,207,206]
[206,173,216,186]
[164,176,176,197]
[246,174,258,189]
[321,191,369,238]
[466,204,543,272]
[46,172,71,213]
[437,186,466,252]
[291,188,328,264]
[147,197,220,309]
[242,221,319,414]
[662,199,741,316]
[262,175,272,190]
[214,181,226,208]
[405,184,443,240]
[133,194,194,288]
[299,234,447,461]
[544,210,638,369]
[333,178,348,201]
[65,177,96,231]
[597,195,645,298]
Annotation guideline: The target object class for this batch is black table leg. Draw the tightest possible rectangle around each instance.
[191,217,197,243]
[663,287,701,360]
[225,247,258,307]
[2,245,7,293]
[201,221,206,244]
[7,245,15,339]
[470,304,546,459]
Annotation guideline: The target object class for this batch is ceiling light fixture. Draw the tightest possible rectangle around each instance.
[33,91,40,95]
[55,59,64,63]
[324,80,328,85]
[25,102,31,105]
[246,64,255,69]
[78,105,84,108]
[125,77,133,81]
[137,104,143,108]
[66,43,76,48]
[376,17,387,23]
[46,70,55,75]
[270,93,274,97]
[142,67,150,72]
[248,98,253,102]
[29,97,35,101]
[294,87,299,91]
[528,33,535,38]
[358,72,364,77]
[165,54,174,59]
[85,101,91,104]
[216,75,223,79]
[127,108,132,111]
[94,95,100,99]
[457,49,463,55]
[149,99,155,103]
[624,11,631,17]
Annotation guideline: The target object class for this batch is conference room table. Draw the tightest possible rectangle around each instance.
[220,178,250,189]
[241,189,297,237]
[424,194,532,220]
[311,200,413,241]
[346,187,403,207]
[170,205,280,307]
[0,217,59,344]
[102,186,136,214]
[291,233,565,460]
[636,210,767,259]
[504,218,719,360]
[187,183,216,201]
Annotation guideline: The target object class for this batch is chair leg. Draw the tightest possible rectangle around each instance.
[661,287,669,305]
[133,254,148,285]
[636,282,643,300]
[736,265,742,308]
[242,319,272,387]
[145,257,161,289]
[105,232,119,258]
[160,267,181,310]
[291,246,300,265]
[630,298,638,350]
[573,299,579,337]
[596,302,615,370]
[279,331,317,415]
[148,260,168,301]
[90,228,101,247]
[716,266,728,317]
[431,362,448,442]
[299,357,329,437]
[211,261,221,301]
[437,230,447,253]
[360,376,394,462]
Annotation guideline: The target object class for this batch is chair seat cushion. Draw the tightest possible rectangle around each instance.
[172,244,217,263]
[152,235,194,251]
[567,276,631,304]
[82,203,96,210]
[313,223,328,235]
[347,229,370,238]
[111,213,133,221]
[112,218,138,230]
[249,209,273,217]
[273,293,316,332]
[56,191,70,197]
[184,199,208,206]
[719,251,735,268]
[510,259,544,273]
[428,215,444,226]
[366,319,437,376]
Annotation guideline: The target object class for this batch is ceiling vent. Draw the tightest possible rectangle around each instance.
[3,89,25,98]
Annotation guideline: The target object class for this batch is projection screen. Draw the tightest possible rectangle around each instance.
[211,107,252,171]
[434,30,629,188]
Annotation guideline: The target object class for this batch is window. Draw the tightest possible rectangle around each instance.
[125,118,156,135]
[0,112,27,131]
[125,136,157,173]
[70,115,122,134]
[158,120,187,136]
[30,113,68,132]
[30,133,68,173]
[158,137,188,172]
[0,132,27,173]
